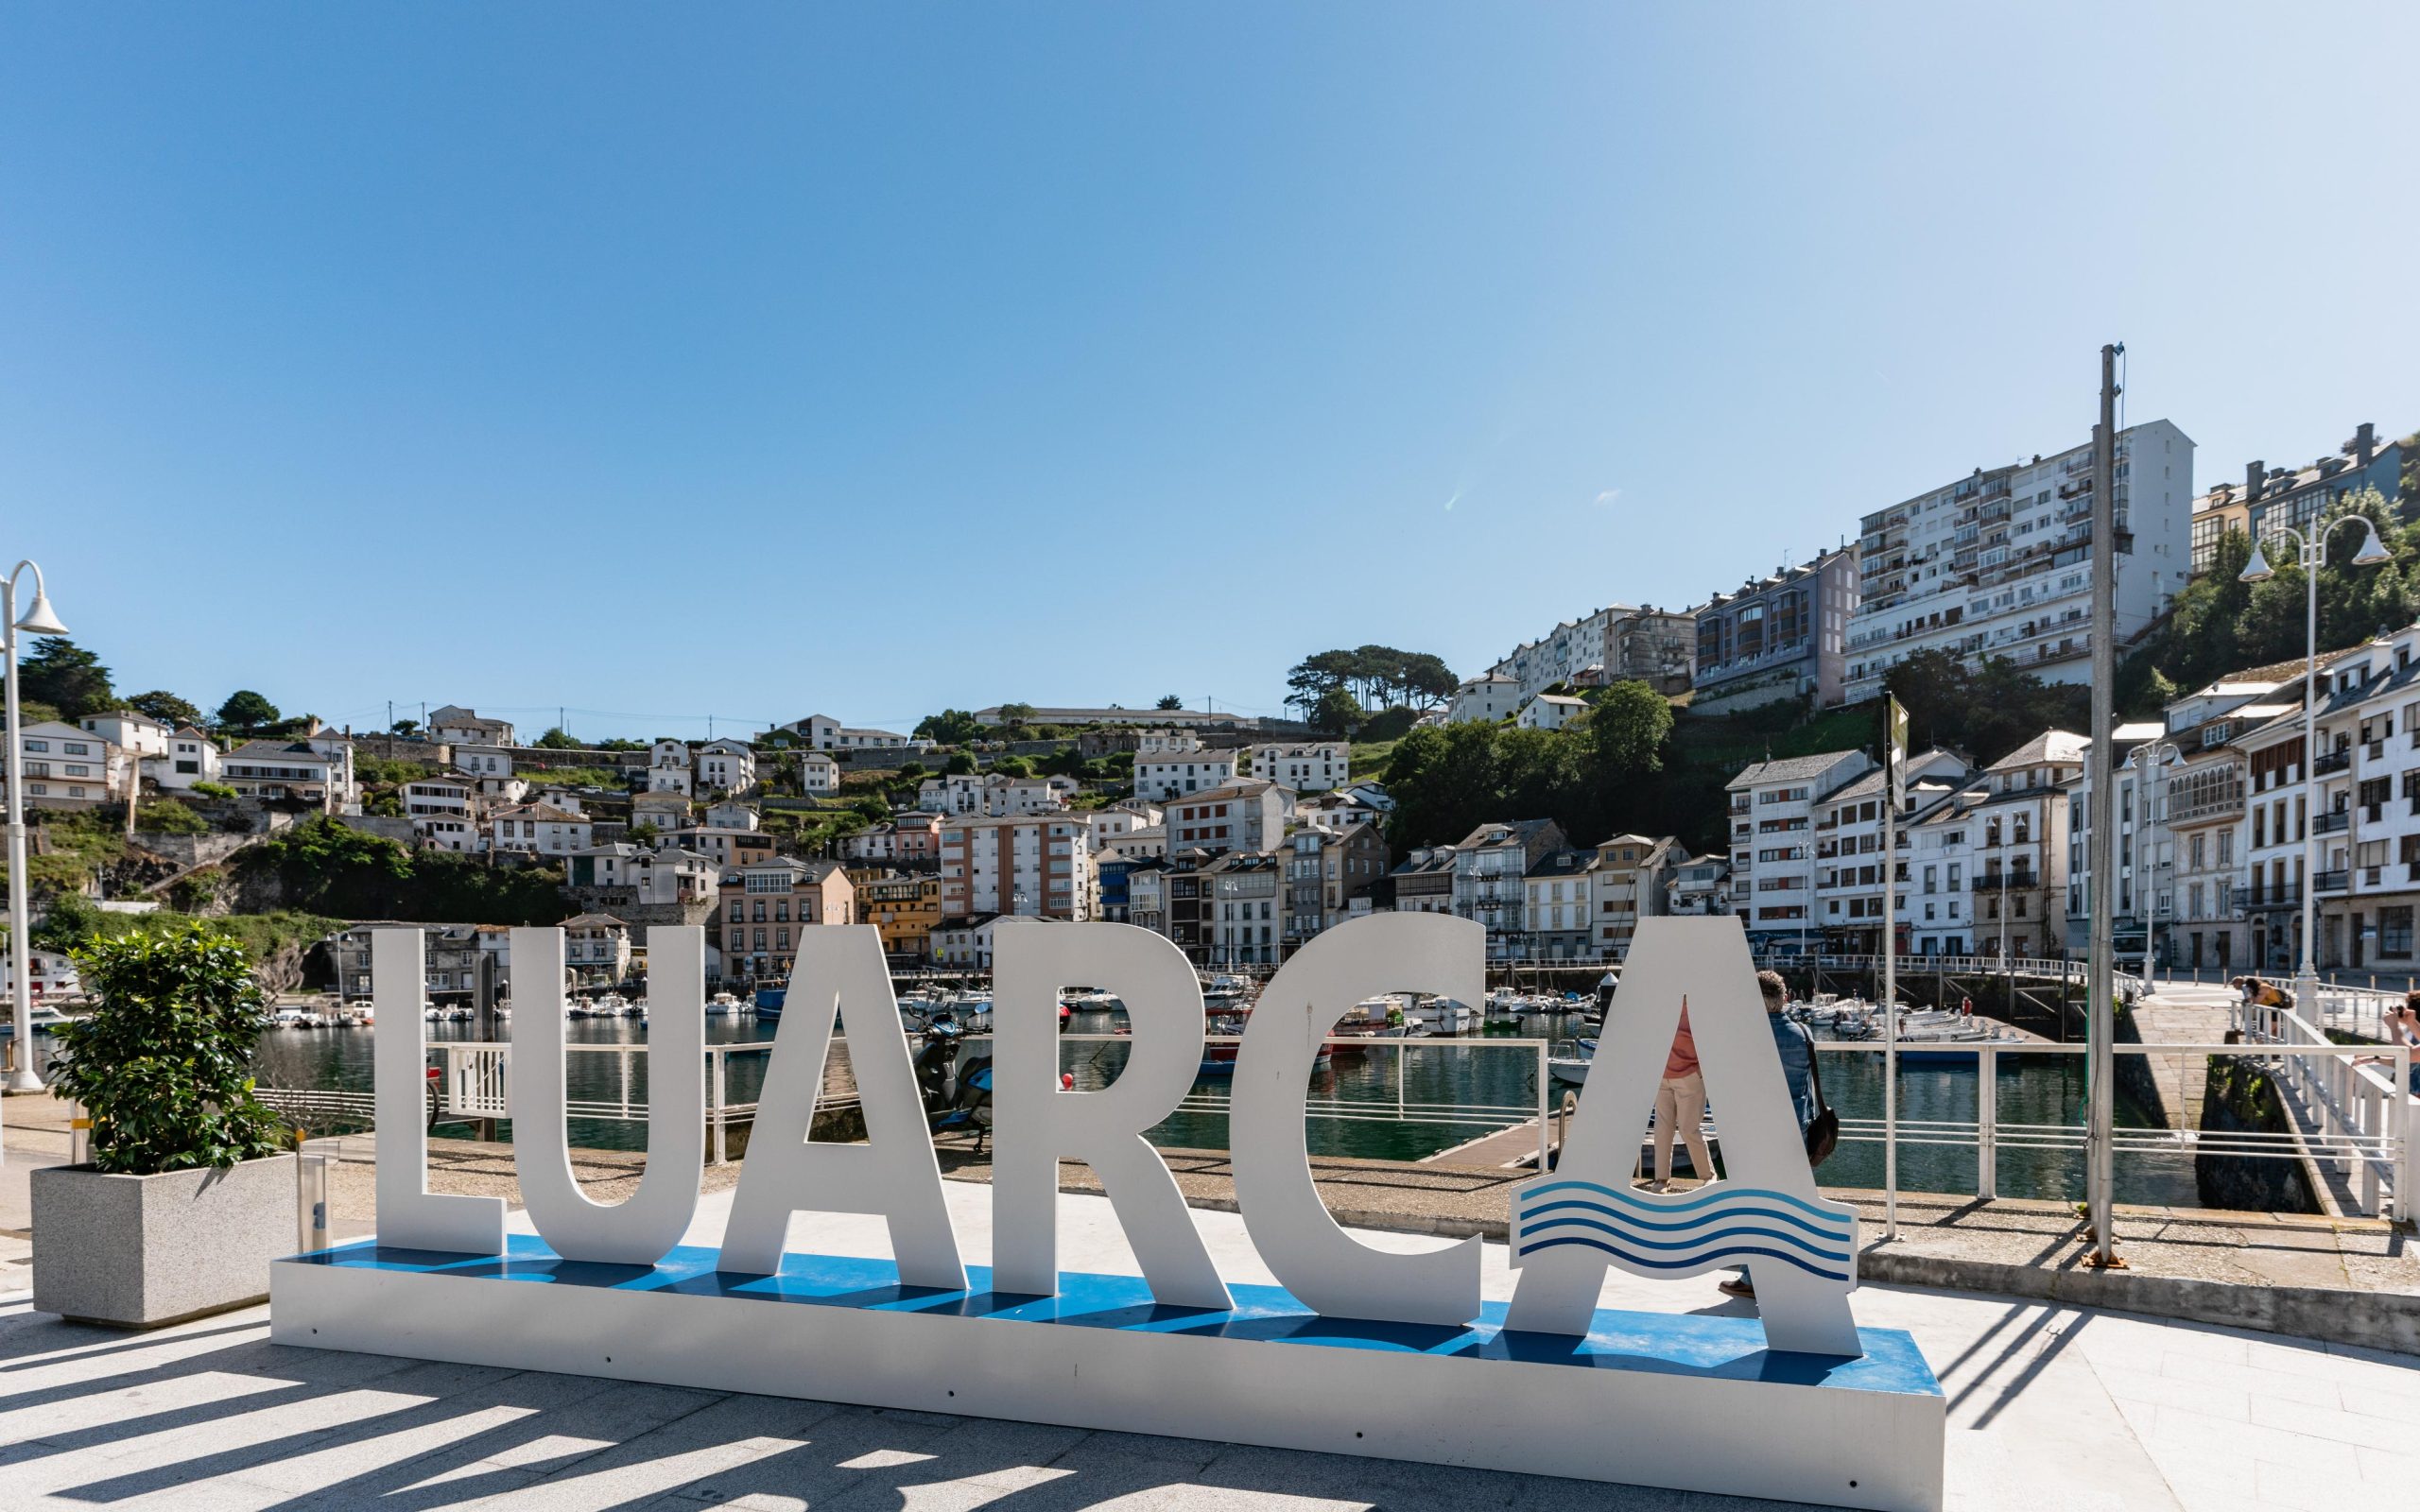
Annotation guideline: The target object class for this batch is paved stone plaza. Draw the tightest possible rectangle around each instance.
[3,1179,2415,1511]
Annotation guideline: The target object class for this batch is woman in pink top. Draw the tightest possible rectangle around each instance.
[1649,996,1715,1191]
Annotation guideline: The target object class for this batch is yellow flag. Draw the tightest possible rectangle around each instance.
[1885,694,1910,766]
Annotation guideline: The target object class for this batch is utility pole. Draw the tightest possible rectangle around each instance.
[2085,342,2124,1270]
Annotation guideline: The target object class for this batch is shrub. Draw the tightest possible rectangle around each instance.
[190,782,238,800]
[137,799,210,835]
[49,925,287,1176]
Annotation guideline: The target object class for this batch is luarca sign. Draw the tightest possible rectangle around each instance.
[374,914,1860,1351]
[288,915,1945,1511]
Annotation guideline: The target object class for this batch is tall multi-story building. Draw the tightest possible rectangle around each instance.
[1846,421,2196,703]
[1201,850,1283,968]
[1584,834,1679,958]
[1164,780,1289,857]
[1243,741,1348,794]
[1488,604,1698,702]
[0,721,134,811]
[1812,751,1971,955]
[1449,819,1569,959]
[717,859,856,983]
[2188,422,2409,576]
[1690,549,1858,713]
[938,814,1097,921]
[854,870,943,961]
[2299,625,2420,974]
[1726,749,1875,952]
[1520,847,1597,959]
[1133,748,1238,800]
[1281,821,1390,947]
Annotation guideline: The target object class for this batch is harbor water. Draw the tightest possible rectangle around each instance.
[248,1006,2200,1208]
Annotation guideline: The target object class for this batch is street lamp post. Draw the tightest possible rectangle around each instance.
[5,559,71,1095]
[2239,514,2391,1013]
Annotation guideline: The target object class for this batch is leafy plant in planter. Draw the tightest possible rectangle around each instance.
[49,924,286,1176]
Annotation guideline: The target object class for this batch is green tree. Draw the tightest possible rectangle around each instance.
[1585,680,1672,775]
[533,727,582,749]
[943,751,977,776]
[992,754,1035,778]
[1309,685,1363,737]
[914,709,984,745]
[996,703,1038,732]
[215,689,281,733]
[389,718,421,737]
[1155,694,1184,711]
[18,638,113,718]
[48,925,286,1175]
[126,690,202,729]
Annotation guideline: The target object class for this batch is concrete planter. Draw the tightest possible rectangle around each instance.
[31,1154,297,1328]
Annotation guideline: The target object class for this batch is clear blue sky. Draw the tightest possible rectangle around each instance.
[5,4,2415,740]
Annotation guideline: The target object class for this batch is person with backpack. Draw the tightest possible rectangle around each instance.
[1718,969,1837,1300]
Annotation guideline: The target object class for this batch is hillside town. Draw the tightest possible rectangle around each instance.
[4,417,2411,1000]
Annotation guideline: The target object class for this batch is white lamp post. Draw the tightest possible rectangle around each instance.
[6,559,71,1094]
[2238,513,2392,1013]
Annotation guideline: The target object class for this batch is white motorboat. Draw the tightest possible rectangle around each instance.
[1408,997,1482,1036]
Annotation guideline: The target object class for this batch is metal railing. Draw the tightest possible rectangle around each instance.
[428,1041,795,1164]
[1810,1035,2415,1220]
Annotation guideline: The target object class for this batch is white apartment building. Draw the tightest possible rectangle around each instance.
[697,739,756,795]
[1958,730,2085,961]
[647,739,695,796]
[0,721,132,810]
[402,775,475,819]
[918,772,987,815]
[2296,626,2420,974]
[1665,853,1733,917]
[1201,850,1283,968]
[1135,730,1200,760]
[413,815,481,852]
[1813,750,1971,955]
[489,802,594,857]
[1726,749,1876,953]
[216,739,346,811]
[1165,781,1289,858]
[144,726,221,792]
[453,743,513,779]
[1449,819,1568,959]
[1445,674,1522,725]
[1098,824,1167,861]
[1514,695,1587,731]
[79,711,169,758]
[985,776,1065,816]
[939,814,1096,921]
[794,751,839,794]
[1586,834,1677,959]
[2063,729,2183,956]
[1522,848,1596,959]
[1134,749,1237,800]
[1243,740,1348,794]
[1845,420,2196,703]
[428,706,515,747]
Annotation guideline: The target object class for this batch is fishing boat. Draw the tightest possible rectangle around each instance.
[752,986,786,1021]
[1407,997,1483,1036]
[707,991,741,1017]
[1548,1037,1595,1085]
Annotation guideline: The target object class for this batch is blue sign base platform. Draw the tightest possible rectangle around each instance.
[271,1236,1945,1511]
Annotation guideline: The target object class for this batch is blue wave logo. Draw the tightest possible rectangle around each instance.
[1511,1181,1857,1282]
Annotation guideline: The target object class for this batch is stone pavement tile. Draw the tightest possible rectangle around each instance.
[2151,1404,2366,1478]
[2252,1457,2411,1512]
[2355,1444,2417,1482]
[1194,1443,1518,1511]
[1503,1474,1783,1511]
[1056,1429,1229,1472]
[2155,1353,2348,1408]
[579,1404,961,1510]
[2249,1394,2409,1450]
[224,1397,549,1495]
[2092,1362,2253,1419]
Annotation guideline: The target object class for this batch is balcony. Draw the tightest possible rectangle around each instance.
[2245,884,2303,910]
[1971,872,2039,893]
[2313,810,2351,835]
[2313,869,2351,895]
[2314,748,2352,776]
